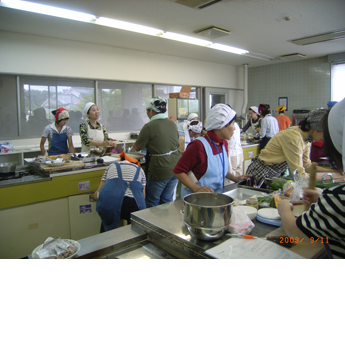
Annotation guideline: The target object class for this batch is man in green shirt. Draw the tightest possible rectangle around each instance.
[133,97,180,207]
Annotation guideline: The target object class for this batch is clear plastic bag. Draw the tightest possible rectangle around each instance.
[228,207,255,235]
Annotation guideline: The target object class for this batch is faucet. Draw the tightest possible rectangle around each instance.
[321,173,334,184]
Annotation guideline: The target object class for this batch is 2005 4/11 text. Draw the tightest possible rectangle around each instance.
[279,237,329,244]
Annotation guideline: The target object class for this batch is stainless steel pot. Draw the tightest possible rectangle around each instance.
[183,193,234,241]
[0,163,16,173]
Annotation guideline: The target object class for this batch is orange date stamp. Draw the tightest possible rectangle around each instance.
[279,237,329,244]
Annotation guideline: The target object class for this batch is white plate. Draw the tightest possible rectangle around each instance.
[257,207,281,220]
[235,205,257,220]
[46,160,65,166]
[32,239,81,259]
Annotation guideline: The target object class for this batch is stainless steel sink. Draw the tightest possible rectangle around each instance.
[102,240,176,259]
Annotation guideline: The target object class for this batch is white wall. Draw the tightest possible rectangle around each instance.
[0,30,244,147]
[0,31,242,88]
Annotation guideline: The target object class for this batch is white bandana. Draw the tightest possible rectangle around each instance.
[205,104,236,131]
[328,98,345,171]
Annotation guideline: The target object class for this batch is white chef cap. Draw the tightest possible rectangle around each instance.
[83,102,96,117]
[188,120,203,134]
[249,106,259,113]
[328,97,345,171]
[205,104,236,131]
[187,113,198,121]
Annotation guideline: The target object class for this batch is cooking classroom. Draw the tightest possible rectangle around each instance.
[2,1,345,344]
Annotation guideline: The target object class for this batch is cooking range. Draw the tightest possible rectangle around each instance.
[0,170,32,181]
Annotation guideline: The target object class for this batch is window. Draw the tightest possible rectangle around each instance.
[97,81,152,132]
[19,77,95,137]
[0,75,18,139]
[331,62,345,102]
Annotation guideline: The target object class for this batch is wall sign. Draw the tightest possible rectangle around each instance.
[79,205,92,214]
[278,97,288,111]
[78,181,90,191]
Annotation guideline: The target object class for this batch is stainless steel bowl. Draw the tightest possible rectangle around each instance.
[183,193,234,241]
[0,163,16,173]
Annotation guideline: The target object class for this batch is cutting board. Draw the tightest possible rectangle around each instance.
[41,161,85,172]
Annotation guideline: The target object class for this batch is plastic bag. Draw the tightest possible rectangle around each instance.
[228,207,255,235]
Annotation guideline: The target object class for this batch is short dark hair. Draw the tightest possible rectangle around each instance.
[261,110,270,117]
[321,111,343,172]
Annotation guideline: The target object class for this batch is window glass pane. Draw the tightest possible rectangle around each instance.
[331,62,345,102]
[97,81,152,132]
[19,77,94,137]
[0,75,18,139]
[155,85,197,100]
[155,85,198,123]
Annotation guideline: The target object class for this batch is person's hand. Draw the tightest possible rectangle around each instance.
[277,199,293,216]
[235,174,251,183]
[89,192,97,201]
[103,140,109,147]
[195,185,214,193]
[256,127,260,132]
[302,188,320,208]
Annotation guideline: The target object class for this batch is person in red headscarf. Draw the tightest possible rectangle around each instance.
[40,108,75,156]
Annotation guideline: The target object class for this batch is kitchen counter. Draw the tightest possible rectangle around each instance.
[70,184,326,259]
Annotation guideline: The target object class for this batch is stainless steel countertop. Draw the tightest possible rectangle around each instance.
[131,185,277,258]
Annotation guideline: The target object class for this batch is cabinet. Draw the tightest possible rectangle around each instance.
[68,194,101,241]
[242,144,260,173]
[168,98,199,122]
[0,198,70,259]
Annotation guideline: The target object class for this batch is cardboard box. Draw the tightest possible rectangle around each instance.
[169,86,192,98]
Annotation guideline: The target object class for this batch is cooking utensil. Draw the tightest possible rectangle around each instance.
[89,147,106,156]
[183,193,234,241]
[305,162,317,211]
[0,163,16,173]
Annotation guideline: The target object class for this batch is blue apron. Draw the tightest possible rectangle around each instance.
[48,132,69,155]
[181,136,229,198]
[96,162,146,231]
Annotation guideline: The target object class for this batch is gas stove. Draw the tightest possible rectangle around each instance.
[0,170,31,181]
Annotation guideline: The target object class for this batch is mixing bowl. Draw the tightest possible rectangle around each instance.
[183,193,234,241]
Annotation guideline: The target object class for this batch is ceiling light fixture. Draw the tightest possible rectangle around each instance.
[0,0,267,59]
[161,32,211,46]
[210,43,248,55]
[0,0,96,23]
[291,29,345,45]
[95,17,163,36]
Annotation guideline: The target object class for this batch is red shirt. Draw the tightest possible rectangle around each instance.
[173,131,229,181]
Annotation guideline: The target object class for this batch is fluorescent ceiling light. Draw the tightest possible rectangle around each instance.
[96,17,163,36]
[0,0,96,23]
[291,29,345,45]
[0,0,268,59]
[161,32,211,46]
[210,43,248,55]
[244,52,275,61]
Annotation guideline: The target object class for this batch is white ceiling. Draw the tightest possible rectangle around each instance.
[0,0,345,67]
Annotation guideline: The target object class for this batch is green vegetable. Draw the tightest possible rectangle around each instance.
[270,182,281,190]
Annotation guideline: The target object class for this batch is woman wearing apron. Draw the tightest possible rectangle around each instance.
[173,103,250,198]
[90,161,146,231]
[257,103,279,151]
[241,106,261,136]
[246,108,333,187]
[40,108,75,156]
[79,102,116,152]
[278,98,345,259]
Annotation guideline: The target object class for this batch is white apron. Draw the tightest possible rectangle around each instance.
[81,122,104,152]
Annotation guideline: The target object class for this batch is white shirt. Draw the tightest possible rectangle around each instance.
[228,122,243,157]
[260,114,279,139]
